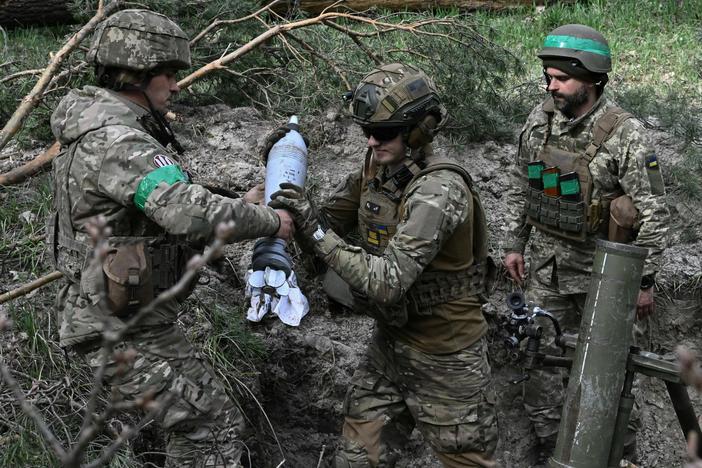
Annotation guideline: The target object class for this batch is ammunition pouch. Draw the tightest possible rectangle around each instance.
[331,262,488,328]
[608,195,638,243]
[559,199,586,233]
[406,262,487,312]
[103,242,154,317]
[526,188,542,220]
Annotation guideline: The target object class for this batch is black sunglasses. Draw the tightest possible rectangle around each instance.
[361,126,404,142]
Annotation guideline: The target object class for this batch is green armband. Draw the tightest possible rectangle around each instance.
[134,165,189,211]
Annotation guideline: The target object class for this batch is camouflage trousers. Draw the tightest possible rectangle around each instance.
[335,328,498,468]
[523,281,641,454]
[81,325,245,467]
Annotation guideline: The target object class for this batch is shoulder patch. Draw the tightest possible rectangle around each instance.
[645,154,659,170]
[153,154,175,168]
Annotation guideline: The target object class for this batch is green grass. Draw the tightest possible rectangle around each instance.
[473,0,702,89]
[0,175,52,276]
[0,416,61,468]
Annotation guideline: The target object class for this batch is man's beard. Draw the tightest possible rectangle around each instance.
[552,85,589,118]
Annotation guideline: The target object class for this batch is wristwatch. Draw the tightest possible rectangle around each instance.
[640,274,655,290]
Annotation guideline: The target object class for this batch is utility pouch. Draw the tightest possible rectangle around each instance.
[608,195,638,243]
[526,187,542,219]
[559,199,586,233]
[539,194,560,227]
[587,199,603,233]
[102,242,154,317]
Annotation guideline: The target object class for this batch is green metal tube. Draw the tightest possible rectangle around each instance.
[550,240,648,468]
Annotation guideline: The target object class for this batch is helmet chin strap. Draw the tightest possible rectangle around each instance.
[140,90,184,154]
[122,75,185,154]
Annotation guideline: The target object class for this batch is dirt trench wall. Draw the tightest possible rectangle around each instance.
[172,103,702,468]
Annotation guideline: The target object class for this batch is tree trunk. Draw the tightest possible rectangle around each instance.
[0,0,75,28]
[275,0,575,14]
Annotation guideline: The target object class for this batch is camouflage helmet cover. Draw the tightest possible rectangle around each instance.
[87,9,191,72]
[351,63,446,128]
[538,24,611,74]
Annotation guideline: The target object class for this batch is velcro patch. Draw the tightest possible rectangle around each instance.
[365,201,381,215]
[645,154,659,170]
[153,154,175,168]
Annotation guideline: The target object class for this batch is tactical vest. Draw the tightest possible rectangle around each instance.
[525,99,633,242]
[358,148,489,311]
[47,138,195,313]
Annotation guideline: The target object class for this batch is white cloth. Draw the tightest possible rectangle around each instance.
[245,267,309,326]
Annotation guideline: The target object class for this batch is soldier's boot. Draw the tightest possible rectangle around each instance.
[436,451,496,468]
[533,436,557,468]
[334,418,400,468]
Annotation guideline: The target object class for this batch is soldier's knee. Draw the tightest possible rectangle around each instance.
[418,393,498,458]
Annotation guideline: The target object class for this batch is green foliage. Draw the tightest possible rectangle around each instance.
[188,298,267,398]
[0,416,61,468]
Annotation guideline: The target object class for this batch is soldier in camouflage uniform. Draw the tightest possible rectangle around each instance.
[48,10,293,467]
[269,63,498,467]
[502,24,669,464]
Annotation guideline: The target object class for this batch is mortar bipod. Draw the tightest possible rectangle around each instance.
[501,292,702,463]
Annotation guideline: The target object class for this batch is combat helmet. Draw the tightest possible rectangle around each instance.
[538,24,611,74]
[351,63,446,148]
[87,9,191,73]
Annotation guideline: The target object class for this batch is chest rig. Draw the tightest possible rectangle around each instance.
[525,99,632,242]
[358,148,489,312]
[47,134,196,314]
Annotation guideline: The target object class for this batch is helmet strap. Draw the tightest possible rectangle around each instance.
[406,114,439,150]
[140,90,185,154]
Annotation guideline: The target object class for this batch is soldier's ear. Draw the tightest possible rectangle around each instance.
[407,114,439,149]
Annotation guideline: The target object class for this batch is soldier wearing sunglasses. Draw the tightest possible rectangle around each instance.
[270,63,497,467]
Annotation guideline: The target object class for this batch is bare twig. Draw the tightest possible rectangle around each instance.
[0,68,44,84]
[0,0,121,153]
[0,141,61,186]
[0,358,68,459]
[284,32,352,89]
[316,444,326,468]
[0,270,63,305]
[190,0,282,46]
[677,346,702,392]
[178,12,457,90]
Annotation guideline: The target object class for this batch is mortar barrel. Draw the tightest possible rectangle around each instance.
[550,240,648,468]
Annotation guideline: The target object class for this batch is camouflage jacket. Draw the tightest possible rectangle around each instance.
[50,86,279,346]
[504,94,669,293]
[313,150,488,353]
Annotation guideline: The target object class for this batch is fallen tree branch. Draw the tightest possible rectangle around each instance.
[0,0,120,153]
[189,0,283,46]
[274,0,577,14]
[178,12,468,89]
[0,270,63,305]
[0,68,44,85]
[0,141,61,186]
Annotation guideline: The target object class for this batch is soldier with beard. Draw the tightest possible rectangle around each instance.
[502,24,669,465]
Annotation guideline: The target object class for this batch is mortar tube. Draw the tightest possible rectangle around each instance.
[607,355,636,467]
[549,240,648,468]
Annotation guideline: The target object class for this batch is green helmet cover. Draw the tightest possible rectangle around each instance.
[351,63,446,128]
[87,9,191,72]
[538,24,611,74]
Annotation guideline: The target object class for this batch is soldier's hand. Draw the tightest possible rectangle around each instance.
[260,125,310,164]
[636,287,655,320]
[503,252,526,285]
[269,183,318,237]
[274,209,295,240]
[244,183,265,204]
